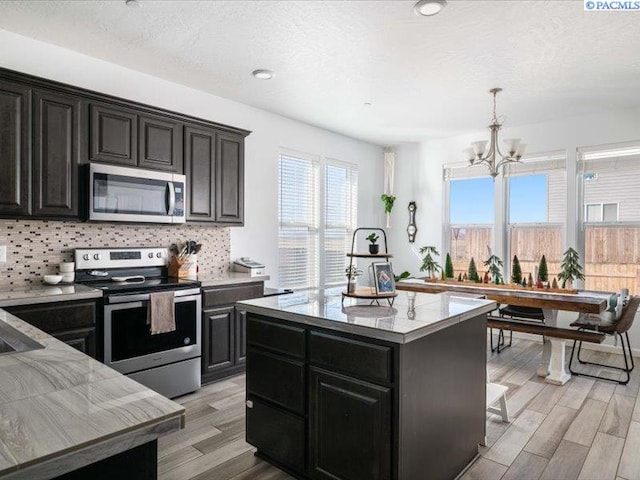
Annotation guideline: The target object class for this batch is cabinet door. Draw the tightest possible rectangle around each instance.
[33,90,81,217]
[184,125,215,221]
[234,309,247,364]
[139,114,183,173]
[0,80,31,216]
[54,327,97,358]
[202,306,234,375]
[215,132,244,224]
[309,368,391,480]
[89,103,137,166]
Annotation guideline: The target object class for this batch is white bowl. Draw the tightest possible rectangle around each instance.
[43,275,63,285]
[59,262,75,273]
[61,272,75,283]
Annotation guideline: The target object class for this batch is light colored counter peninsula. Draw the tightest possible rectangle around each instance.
[237,290,496,480]
[0,308,184,480]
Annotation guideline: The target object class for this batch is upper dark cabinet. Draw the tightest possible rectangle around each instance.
[215,132,244,224]
[184,124,215,221]
[33,90,81,217]
[0,80,31,216]
[139,114,183,173]
[89,103,138,167]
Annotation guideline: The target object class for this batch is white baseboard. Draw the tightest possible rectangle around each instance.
[500,331,640,358]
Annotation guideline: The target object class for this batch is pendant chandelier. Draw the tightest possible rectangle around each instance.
[464,88,527,177]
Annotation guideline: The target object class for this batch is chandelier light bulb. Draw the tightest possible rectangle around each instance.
[472,141,488,156]
[503,138,521,155]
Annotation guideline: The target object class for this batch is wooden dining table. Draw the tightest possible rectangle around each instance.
[397,279,608,385]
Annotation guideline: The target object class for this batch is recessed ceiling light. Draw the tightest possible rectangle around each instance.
[413,0,446,16]
[363,102,372,107]
[125,0,140,7]
[252,69,274,80]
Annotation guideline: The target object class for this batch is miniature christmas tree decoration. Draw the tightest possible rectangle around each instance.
[511,255,522,284]
[484,250,504,284]
[419,246,442,279]
[557,247,585,289]
[468,258,480,283]
[552,278,558,289]
[538,255,549,282]
[444,253,454,279]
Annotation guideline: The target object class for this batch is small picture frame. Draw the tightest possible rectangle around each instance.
[372,262,395,294]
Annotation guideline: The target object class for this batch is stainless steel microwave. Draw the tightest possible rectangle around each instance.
[88,163,186,223]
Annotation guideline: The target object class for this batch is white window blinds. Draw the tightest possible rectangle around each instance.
[278,152,358,290]
[324,161,358,287]
[278,152,319,290]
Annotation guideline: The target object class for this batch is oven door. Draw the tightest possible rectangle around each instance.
[89,163,186,224]
[104,289,201,375]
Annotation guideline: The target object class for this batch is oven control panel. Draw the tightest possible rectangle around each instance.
[75,248,168,270]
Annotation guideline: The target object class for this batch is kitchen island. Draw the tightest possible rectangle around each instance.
[0,308,184,480]
[237,290,496,480]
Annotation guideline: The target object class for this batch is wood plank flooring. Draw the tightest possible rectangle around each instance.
[158,337,639,480]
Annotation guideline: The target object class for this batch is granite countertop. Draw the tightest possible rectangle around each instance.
[0,284,103,308]
[237,290,496,344]
[0,309,184,479]
[195,272,270,288]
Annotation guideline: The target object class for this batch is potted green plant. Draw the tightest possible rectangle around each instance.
[419,246,441,279]
[557,247,585,289]
[366,233,380,254]
[345,264,362,293]
[381,194,396,228]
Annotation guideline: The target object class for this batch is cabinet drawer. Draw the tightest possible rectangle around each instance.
[247,315,305,359]
[247,347,305,414]
[202,283,263,307]
[7,300,96,333]
[310,331,393,385]
[246,397,305,474]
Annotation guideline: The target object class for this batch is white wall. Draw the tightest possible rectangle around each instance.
[0,29,384,288]
[388,106,640,354]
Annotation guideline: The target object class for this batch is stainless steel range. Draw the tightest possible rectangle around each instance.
[75,247,201,399]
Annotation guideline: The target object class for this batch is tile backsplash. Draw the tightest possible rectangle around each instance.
[0,219,230,286]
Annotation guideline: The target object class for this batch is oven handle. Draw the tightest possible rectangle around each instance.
[167,181,176,216]
[106,288,201,304]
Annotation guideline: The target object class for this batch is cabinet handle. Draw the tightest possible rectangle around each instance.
[246,400,253,408]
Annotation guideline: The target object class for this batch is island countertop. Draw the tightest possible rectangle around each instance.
[237,290,496,344]
[0,308,184,480]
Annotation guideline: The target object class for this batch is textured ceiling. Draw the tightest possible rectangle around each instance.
[0,1,639,145]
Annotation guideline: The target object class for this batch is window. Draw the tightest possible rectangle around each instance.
[445,167,494,277]
[278,151,357,291]
[506,153,566,283]
[584,203,618,222]
[579,144,640,294]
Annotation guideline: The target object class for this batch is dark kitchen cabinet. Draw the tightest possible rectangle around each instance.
[90,105,184,173]
[0,67,249,222]
[33,90,81,217]
[200,281,263,384]
[139,113,183,173]
[89,103,138,167]
[0,79,31,216]
[6,299,98,358]
[309,368,391,480]
[202,305,234,375]
[184,125,215,221]
[245,312,486,480]
[215,132,244,224]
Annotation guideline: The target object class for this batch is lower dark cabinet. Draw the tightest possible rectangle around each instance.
[309,368,391,480]
[246,397,305,474]
[6,299,97,358]
[200,282,263,384]
[202,306,234,375]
